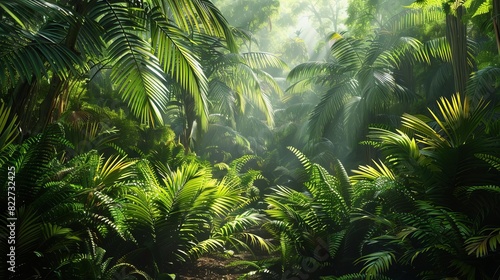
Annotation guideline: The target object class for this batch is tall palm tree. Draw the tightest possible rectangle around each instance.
[0,0,236,138]
[184,32,286,154]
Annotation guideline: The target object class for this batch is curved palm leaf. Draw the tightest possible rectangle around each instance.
[0,20,82,87]
[355,251,395,280]
[465,227,500,258]
[466,66,500,102]
[149,9,209,129]
[402,94,489,148]
[95,1,169,126]
[351,160,396,183]
[0,103,19,152]
[207,51,285,127]
[241,52,288,70]
[158,0,237,52]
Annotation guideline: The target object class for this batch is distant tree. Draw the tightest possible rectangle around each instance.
[215,0,280,33]
[346,0,414,37]
[286,30,429,161]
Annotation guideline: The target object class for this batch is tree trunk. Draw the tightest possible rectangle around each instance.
[9,78,37,137]
[36,1,85,131]
[181,92,197,153]
[446,3,469,95]
[493,0,500,54]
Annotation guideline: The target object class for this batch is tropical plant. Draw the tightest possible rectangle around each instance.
[0,120,152,279]
[188,32,286,156]
[0,205,82,279]
[120,158,269,277]
[0,0,236,142]
[286,28,427,161]
[257,147,354,278]
[356,93,499,204]
[348,93,500,279]
[60,239,152,280]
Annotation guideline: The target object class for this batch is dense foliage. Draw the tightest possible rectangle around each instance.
[1,0,499,279]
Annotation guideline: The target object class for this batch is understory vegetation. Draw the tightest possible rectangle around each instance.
[1,0,499,279]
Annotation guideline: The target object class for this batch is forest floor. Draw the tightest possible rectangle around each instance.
[176,252,263,280]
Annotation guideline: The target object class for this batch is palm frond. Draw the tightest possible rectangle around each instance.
[149,9,209,129]
[466,66,500,102]
[256,69,283,97]
[287,146,312,172]
[355,251,395,280]
[161,0,237,52]
[97,1,169,126]
[93,154,136,190]
[333,159,352,208]
[360,67,410,111]
[329,33,365,70]
[308,80,357,138]
[8,124,70,202]
[401,112,449,148]
[351,160,396,183]
[0,23,82,87]
[475,153,500,170]
[383,6,445,33]
[0,103,19,151]
[423,37,452,63]
[63,121,119,155]
[242,52,288,70]
[465,227,500,257]
[286,62,335,85]
[427,94,489,147]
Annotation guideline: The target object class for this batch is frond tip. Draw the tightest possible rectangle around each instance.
[465,228,500,258]
[356,251,396,279]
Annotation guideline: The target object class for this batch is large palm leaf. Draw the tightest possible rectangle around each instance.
[1,0,237,134]
[206,50,286,124]
[0,0,83,88]
[148,9,209,128]
[92,1,169,126]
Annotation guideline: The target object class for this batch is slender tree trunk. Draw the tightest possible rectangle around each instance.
[446,3,469,95]
[493,0,500,54]
[36,1,85,131]
[181,92,197,153]
[10,78,37,137]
